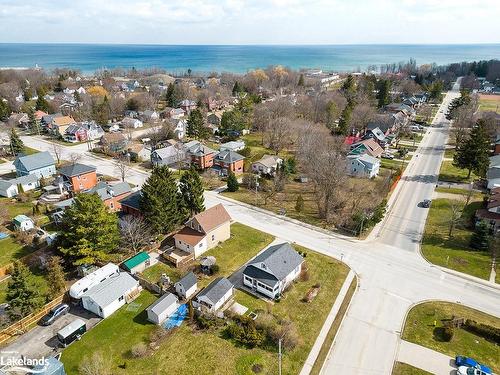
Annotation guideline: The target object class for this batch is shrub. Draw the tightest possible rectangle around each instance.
[299,268,310,282]
[226,315,265,348]
[130,342,149,358]
[149,326,168,344]
[295,195,304,213]
[226,172,239,192]
[239,147,252,158]
[463,319,500,344]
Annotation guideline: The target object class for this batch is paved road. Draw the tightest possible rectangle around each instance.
[13,80,500,374]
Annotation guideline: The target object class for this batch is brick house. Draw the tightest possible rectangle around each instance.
[120,190,142,217]
[184,141,216,170]
[58,163,98,193]
[213,150,245,176]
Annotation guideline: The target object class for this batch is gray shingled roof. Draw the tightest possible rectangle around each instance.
[246,243,303,282]
[119,190,142,210]
[89,181,131,200]
[58,163,96,177]
[175,272,197,291]
[197,277,233,305]
[146,292,178,315]
[14,151,55,172]
[82,272,138,307]
[215,150,245,164]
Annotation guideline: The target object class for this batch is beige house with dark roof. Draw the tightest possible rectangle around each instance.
[173,204,231,258]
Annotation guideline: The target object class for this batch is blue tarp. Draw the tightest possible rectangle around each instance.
[163,304,187,330]
[0,233,9,240]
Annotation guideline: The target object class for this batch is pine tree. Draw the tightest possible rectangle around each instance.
[341,75,356,101]
[186,109,205,139]
[0,99,11,121]
[9,128,24,156]
[46,256,67,298]
[6,261,45,319]
[57,194,120,266]
[35,95,50,113]
[165,83,179,108]
[27,107,41,135]
[226,171,239,192]
[232,81,245,96]
[336,102,353,136]
[140,166,183,234]
[295,195,304,213]
[453,120,491,178]
[297,74,305,87]
[179,168,205,217]
[470,221,490,251]
[376,79,392,108]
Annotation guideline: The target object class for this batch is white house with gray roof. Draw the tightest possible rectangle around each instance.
[347,154,380,179]
[146,292,179,325]
[81,272,140,318]
[174,272,198,300]
[251,155,283,176]
[242,243,304,299]
[193,277,233,313]
[13,151,56,178]
[0,174,40,198]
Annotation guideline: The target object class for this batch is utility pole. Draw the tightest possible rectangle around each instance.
[278,337,282,375]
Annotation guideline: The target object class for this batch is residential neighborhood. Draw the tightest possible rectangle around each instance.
[0,56,498,375]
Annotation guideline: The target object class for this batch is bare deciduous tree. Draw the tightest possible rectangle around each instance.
[298,126,348,223]
[447,198,466,237]
[78,352,113,375]
[115,155,131,182]
[52,143,63,164]
[119,215,153,253]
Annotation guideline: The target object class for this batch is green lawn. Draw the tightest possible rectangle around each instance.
[439,161,477,183]
[435,186,483,200]
[444,148,455,159]
[402,302,500,373]
[21,146,40,156]
[479,95,500,113]
[0,265,50,304]
[61,232,351,375]
[0,237,35,267]
[392,362,432,375]
[140,261,183,284]
[381,158,409,171]
[421,199,493,281]
[0,197,34,218]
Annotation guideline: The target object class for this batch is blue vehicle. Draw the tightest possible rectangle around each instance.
[455,356,492,374]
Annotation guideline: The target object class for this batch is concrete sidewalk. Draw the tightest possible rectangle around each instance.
[397,340,456,375]
[299,270,356,375]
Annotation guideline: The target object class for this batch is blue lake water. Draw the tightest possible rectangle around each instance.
[1,44,500,74]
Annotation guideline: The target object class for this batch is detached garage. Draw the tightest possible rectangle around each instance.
[146,292,179,325]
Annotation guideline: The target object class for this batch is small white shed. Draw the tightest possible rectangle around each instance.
[12,215,34,232]
[146,292,179,325]
[174,272,197,300]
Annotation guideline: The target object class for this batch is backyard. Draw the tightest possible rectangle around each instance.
[61,230,351,375]
[421,198,494,281]
[402,302,499,373]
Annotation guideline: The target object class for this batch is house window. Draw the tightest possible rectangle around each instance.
[110,202,114,209]
[119,296,124,301]
[211,234,215,241]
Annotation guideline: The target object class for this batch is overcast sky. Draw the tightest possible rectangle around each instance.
[1,0,499,44]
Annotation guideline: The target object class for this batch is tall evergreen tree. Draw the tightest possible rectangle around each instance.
[46,256,67,298]
[453,120,491,178]
[179,168,205,217]
[186,109,205,139]
[232,81,244,96]
[9,128,24,155]
[0,99,11,121]
[140,166,182,234]
[35,95,50,113]
[165,83,179,107]
[6,261,45,319]
[297,74,305,87]
[341,74,357,101]
[470,221,490,251]
[57,194,120,266]
[27,107,41,135]
[226,171,239,192]
[376,79,392,108]
[336,102,353,136]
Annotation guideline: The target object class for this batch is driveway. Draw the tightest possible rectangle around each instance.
[0,305,100,361]
[397,340,457,375]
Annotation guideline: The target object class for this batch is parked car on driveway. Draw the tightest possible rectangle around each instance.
[40,304,70,326]
[381,152,394,160]
[457,366,490,375]
[455,356,492,374]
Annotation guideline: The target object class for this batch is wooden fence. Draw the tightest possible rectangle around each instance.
[0,293,66,346]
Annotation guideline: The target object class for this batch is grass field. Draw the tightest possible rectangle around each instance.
[479,94,500,113]
[402,302,499,373]
[434,186,484,200]
[438,160,478,183]
[392,362,432,375]
[61,231,351,375]
[421,198,493,281]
